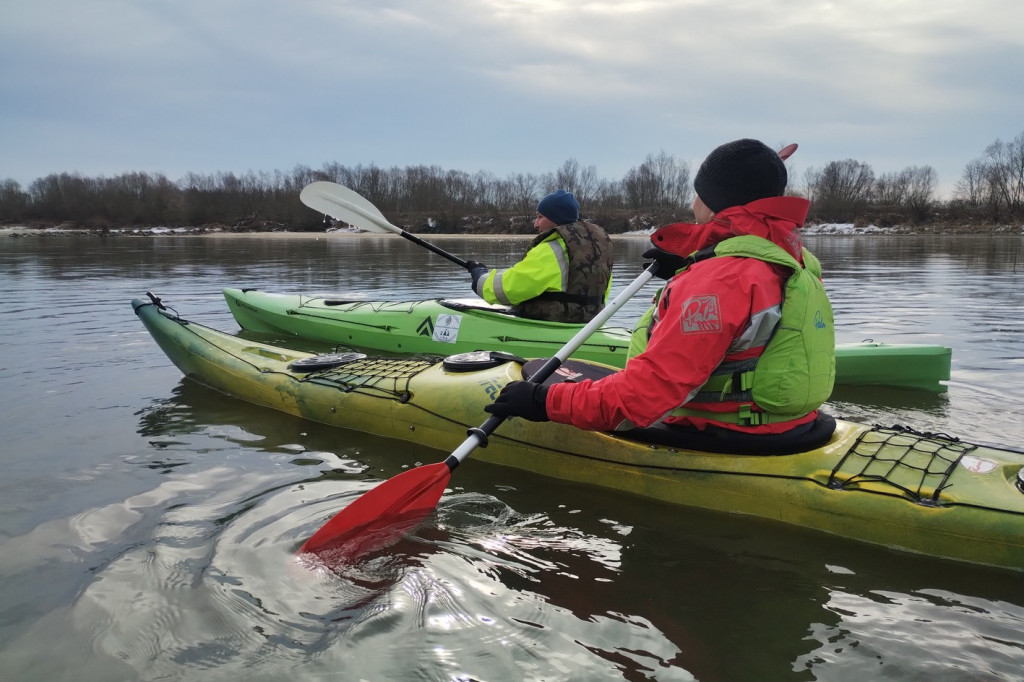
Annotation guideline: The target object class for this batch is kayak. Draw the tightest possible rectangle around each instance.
[222,288,952,391]
[133,296,1024,572]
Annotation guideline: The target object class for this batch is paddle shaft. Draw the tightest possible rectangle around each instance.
[443,264,658,469]
[298,184,655,556]
[398,230,470,269]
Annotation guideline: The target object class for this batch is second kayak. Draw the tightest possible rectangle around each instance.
[223,288,952,391]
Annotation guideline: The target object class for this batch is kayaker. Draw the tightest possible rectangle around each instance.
[485,139,837,448]
[465,190,614,324]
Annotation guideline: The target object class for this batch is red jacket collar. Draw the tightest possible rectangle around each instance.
[650,196,810,261]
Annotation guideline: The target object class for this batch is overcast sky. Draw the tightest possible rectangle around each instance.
[2,0,1021,198]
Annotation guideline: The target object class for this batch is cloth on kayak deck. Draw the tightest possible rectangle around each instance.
[522,358,617,385]
[472,221,613,324]
[521,359,836,455]
[545,196,830,435]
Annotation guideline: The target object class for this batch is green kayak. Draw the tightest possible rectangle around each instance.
[223,288,952,391]
[134,296,1024,572]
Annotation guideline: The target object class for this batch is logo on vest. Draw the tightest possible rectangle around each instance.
[814,310,827,329]
[680,295,721,333]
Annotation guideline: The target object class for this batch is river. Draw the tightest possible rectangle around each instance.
[0,231,1022,681]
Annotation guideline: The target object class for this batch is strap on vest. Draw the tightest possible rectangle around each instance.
[529,291,604,306]
[689,359,758,403]
[668,404,808,426]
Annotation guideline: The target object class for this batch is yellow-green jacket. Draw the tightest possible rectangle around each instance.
[473,221,613,323]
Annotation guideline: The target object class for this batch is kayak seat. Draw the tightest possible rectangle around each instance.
[617,414,837,456]
[522,358,838,456]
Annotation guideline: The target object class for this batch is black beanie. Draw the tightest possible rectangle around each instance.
[693,139,788,213]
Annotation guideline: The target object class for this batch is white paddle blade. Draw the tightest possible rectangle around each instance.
[299,181,400,235]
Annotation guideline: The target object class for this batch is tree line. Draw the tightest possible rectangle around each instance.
[2,131,1022,233]
[802,130,1024,224]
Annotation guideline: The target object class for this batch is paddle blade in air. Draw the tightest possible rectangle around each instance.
[298,181,395,234]
[298,462,452,555]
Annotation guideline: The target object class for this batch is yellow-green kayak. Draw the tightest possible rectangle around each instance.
[134,296,1024,571]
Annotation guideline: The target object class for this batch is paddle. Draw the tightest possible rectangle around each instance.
[298,148,798,556]
[299,181,472,269]
[298,262,658,556]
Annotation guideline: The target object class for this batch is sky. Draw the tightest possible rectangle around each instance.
[2,0,1022,199]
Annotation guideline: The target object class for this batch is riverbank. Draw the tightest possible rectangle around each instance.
[3,221,1023,239]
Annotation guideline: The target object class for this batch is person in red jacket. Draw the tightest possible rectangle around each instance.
[485,138,836,447]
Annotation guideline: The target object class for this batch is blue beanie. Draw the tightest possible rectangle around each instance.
[537,190,580,225]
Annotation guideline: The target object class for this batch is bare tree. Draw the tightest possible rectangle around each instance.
[576,164,599,208]
[985,134,1024,213]
[497,172,540,214]
[591,178,625,210]
[555,159,581,195]
[954,131,1024,219]
[903,165,938,221]
[874,170,909,207]
[0,179,27,221]
[806,159,875,219]
[954,159,988,207]
[553,158,600,207]
[874,165,937,220]
[622,151,691,210]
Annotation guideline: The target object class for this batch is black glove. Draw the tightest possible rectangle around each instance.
[642,247,690,280]
[465,261,489,289]
[483,381,550,422]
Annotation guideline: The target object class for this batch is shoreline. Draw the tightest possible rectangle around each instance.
[2,223,1023,239]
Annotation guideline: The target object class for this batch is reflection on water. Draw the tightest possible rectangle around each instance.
[799,586,1024,680]
[1,234,1023,681]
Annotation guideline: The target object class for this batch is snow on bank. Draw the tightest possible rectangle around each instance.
[618,223,889,237]
[801,222,1024,235]
[1,225,206,236]
[621,222,1024,237]
[802,223,887,235]
[5,221,1022,238]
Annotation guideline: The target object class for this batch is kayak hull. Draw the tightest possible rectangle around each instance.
[134,297,1023,571]
[223,288,952,391]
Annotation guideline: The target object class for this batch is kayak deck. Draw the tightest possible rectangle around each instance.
[134,296,1024,571]
[223,288,952,391]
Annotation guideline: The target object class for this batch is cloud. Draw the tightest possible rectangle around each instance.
[1,0,1022,197]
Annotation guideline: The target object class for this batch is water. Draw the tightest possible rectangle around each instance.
[1,231,1023,681]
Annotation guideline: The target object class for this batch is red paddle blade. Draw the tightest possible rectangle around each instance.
[298,462,452,555]
[778,143,798,160]
[303,507,438,568]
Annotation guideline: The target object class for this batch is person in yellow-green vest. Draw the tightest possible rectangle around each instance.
[466,190,614,324]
